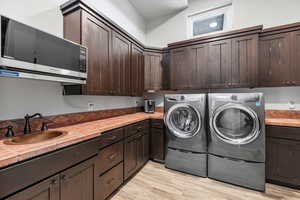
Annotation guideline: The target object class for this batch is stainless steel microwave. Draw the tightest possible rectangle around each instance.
[0,15,87,84]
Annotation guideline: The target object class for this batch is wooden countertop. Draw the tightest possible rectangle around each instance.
[0,112,163,169]
[265,110,300,127]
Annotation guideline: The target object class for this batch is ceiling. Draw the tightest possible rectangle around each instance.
[129,0,188,22]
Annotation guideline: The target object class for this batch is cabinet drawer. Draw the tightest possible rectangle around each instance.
[151,119,164,129]
[95,162,123,200]
[266,126,300,141]
[125,120,149,137]
[98,128,124,149]
[95,141,124,175]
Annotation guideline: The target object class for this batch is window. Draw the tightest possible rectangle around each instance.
[187,2,233,38]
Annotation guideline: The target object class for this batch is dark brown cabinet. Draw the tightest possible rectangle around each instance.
[170,47,192,90]
[7,175,60,200]
[131,44,144,96]
[232,35,258,88]
[150,119,165,162]
[96,162,123,200]
[144,52,163,91]
[266,126,300,188]
[124,134,140,180]
[124,121,150,180]
[63,10,113,95]
[291,30,300,85]
[207,39,232,88]
[259,33,292,87]
[111,31,131,96]
[188,43,209,89]
[60,158,95,200]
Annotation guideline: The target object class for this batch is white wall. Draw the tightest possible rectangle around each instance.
[0,0,146,120]
[150,87,300,111]
[146,0,300,47]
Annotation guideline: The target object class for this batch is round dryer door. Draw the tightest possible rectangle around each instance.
[165,103,202,139]
[211,103,260,145]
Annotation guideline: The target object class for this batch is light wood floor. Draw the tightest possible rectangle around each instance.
[112,161,300,200]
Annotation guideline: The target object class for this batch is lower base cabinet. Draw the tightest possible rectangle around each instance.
[7,157,96,200]
[266,126,300,188]
[96,162,124,200]
[7,175,60,200]
[150,119,166,163]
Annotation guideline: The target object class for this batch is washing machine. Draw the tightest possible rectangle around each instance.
[164,94,207,177]
[208,93,265,191]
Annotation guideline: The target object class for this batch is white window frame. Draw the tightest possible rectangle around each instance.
[186,1,233,39]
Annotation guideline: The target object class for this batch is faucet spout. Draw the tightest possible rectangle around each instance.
[24,113,43,134]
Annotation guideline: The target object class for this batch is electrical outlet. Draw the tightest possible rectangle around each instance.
[289,101,296,110]
[88,102,94,111]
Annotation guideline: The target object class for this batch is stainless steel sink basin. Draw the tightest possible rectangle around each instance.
[4,131,67,145]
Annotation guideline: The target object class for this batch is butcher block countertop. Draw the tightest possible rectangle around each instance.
[265,110,300,127]
[0,112,163,169]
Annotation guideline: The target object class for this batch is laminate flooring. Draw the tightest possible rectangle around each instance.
[112,161,300,200]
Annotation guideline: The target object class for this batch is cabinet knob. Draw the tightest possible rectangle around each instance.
[61,175,67,181]
[51,179,58,185]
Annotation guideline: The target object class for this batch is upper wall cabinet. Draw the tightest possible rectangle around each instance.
[259,23,300,87]
[131,44,144,96]
[111,31,131,96]
[61,1,145,96]
[168,26,262,90]
[144,51,164,91]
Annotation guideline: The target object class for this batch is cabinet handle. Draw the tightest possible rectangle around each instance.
[61,175,67,181]
[108,153,117,160]
[51,179,58,185]
[106,136,117,141]
[107,178,115,185]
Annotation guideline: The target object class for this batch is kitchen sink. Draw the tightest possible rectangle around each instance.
[4,131,67,145]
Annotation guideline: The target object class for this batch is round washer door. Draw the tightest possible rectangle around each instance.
[211,103,260,145]
[165,103,202,139]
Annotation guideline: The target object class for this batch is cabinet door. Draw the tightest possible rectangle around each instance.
[131,44,144,96]
[7,175,59,200]
[291,30,300,86]
[188,43,209,89]
[232,35,258,88]
[124,135,139,180]
[267,138,300,186]
[259,33,291,87]
[60,158,95,200]
[82,12,112,95]
[150,128,165,162]
[170,48,191,90]
[141,133,150,165]
[144,52,163,90]
[112,31,131,96]
[207,39,232,88]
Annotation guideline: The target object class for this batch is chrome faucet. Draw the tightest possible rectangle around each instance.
[24,113,43,134]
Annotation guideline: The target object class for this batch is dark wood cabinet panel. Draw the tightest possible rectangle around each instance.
[112,31,131,96]
[266,126,300,188]
[150,128,165,162]
[267,138,300,187]
[291,30,300,85]
[232,35,258,88]
[95,141,124,175]
[60,158,95,200]
[188,43,209,89]
[207,39,232,88]
[144,52,163,91]
[96,162,123,200]
[259,33,291,87]
[7,175,60,200]
[82,12,112,95]
[140,132,150,166]
[131,44,144,96]
[124,134,139,180]
[170,48,192,90]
